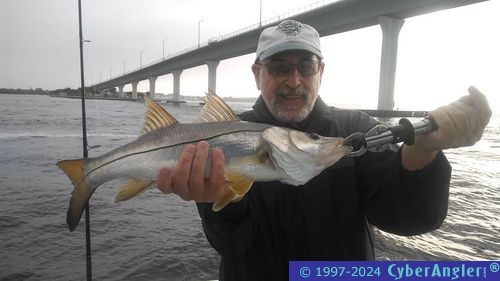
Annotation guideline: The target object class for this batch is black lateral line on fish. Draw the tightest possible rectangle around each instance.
[84,127,265,178]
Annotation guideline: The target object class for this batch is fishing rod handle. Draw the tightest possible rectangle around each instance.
[389,117,437,145]
[365,117,438,149]
[345,117,439,157]
[412,117,438,136]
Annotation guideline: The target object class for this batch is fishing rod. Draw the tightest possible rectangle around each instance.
[344,117,438,157]
[77,0,92,280]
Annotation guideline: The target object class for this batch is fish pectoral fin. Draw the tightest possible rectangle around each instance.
[212,172,254,212]
[114,179,155,203]
[142,96,178,134]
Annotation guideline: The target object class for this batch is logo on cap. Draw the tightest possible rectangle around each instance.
[276,20,304,37]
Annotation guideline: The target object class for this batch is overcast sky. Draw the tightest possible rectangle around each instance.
[1,0,499,110]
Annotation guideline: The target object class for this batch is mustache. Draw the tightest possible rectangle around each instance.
[275,87,308,98]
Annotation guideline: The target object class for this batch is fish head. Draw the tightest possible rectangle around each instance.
[262,127,352,185]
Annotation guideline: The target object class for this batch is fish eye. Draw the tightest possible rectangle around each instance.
[308,133,320,140]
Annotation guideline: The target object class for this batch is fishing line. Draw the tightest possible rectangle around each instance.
[77,0,92,280]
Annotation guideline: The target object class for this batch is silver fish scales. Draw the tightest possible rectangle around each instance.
[57,93,352,231]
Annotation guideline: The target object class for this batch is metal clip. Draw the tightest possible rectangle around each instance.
[365,125,392,153]
[343,117,438,157]
[343,132,366,157]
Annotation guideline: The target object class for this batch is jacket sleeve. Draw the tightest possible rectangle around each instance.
[196,196,255,256]
[358,148,451,236]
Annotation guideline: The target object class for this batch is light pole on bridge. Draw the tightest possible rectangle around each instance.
[259,0,262,27]
[198,19,203,48]
[140,50,144,69]
[163,38,167,60]
[123,59,126,75]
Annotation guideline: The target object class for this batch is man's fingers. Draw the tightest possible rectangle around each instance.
[188,141,210,199]
[438,105,465,148]
[158,142,228,203]
[208,148,227,201]
[468,86,492,127]
[448,101,480,146]
[457,99,486,144]
[157,167,173,193]
[428,86,491,150]
[172,144,196,201]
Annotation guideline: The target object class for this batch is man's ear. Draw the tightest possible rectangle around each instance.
[318,62,325,85]
[251,63,261,90]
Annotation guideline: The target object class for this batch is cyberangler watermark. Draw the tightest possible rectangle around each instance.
[289,261,500,281]
[388,262,488,280]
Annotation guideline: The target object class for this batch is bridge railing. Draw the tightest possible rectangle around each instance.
[105,0,338,84]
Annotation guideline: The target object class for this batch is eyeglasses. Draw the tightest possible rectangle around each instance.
[257,59,321,77]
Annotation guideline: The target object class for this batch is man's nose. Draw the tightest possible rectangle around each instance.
[285,66,301,88]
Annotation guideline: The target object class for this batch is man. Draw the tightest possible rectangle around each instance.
[157,20,491,280]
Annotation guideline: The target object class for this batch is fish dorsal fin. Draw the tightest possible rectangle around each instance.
[195,91,240,123]
[142,95,178,134]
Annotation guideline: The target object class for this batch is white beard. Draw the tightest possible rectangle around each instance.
[264,92,318,123]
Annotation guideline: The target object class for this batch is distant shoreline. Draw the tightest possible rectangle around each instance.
[0,91,258,103]
[1,92,432,117]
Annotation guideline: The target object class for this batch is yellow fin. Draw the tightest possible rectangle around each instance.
[114,179,155,203]
[212,191,239,212]
[142,95,178,134]
[57,159,92,232]
[212,172,253,212]
[195,91,240,123]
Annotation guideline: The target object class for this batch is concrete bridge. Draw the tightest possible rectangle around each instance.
[90,0,485,110]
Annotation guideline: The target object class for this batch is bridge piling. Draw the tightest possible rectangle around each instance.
[206,60,220,94]
[131,81,139,100]
[172,70,183,102]
[118,85,125,97]
[148,77,157,99]
[377,16,404,111]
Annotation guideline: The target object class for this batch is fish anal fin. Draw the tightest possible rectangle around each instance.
[212,190,239,212]
[195,91,240,123]
[114,179,155,203]
[212,172,253,212]
[226,172,253,196]
[142,96,178,134]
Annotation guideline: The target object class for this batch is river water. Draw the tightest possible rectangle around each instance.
[1,94,499,280]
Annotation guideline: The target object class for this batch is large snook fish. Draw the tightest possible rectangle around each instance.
[58,93,352,231]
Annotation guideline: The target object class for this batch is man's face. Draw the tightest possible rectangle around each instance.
[252,51,324,122]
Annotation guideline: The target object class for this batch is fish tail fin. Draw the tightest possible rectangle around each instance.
[114,180,155,203]
[212,172,253,212]
[57,159,92,232]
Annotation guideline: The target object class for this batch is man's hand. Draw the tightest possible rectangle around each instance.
[156,141,233,203]
[402,86,491,170]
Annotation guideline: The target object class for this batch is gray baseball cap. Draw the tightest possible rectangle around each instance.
[256,20,323,61]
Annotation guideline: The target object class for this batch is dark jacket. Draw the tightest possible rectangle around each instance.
[197,96,451,281]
